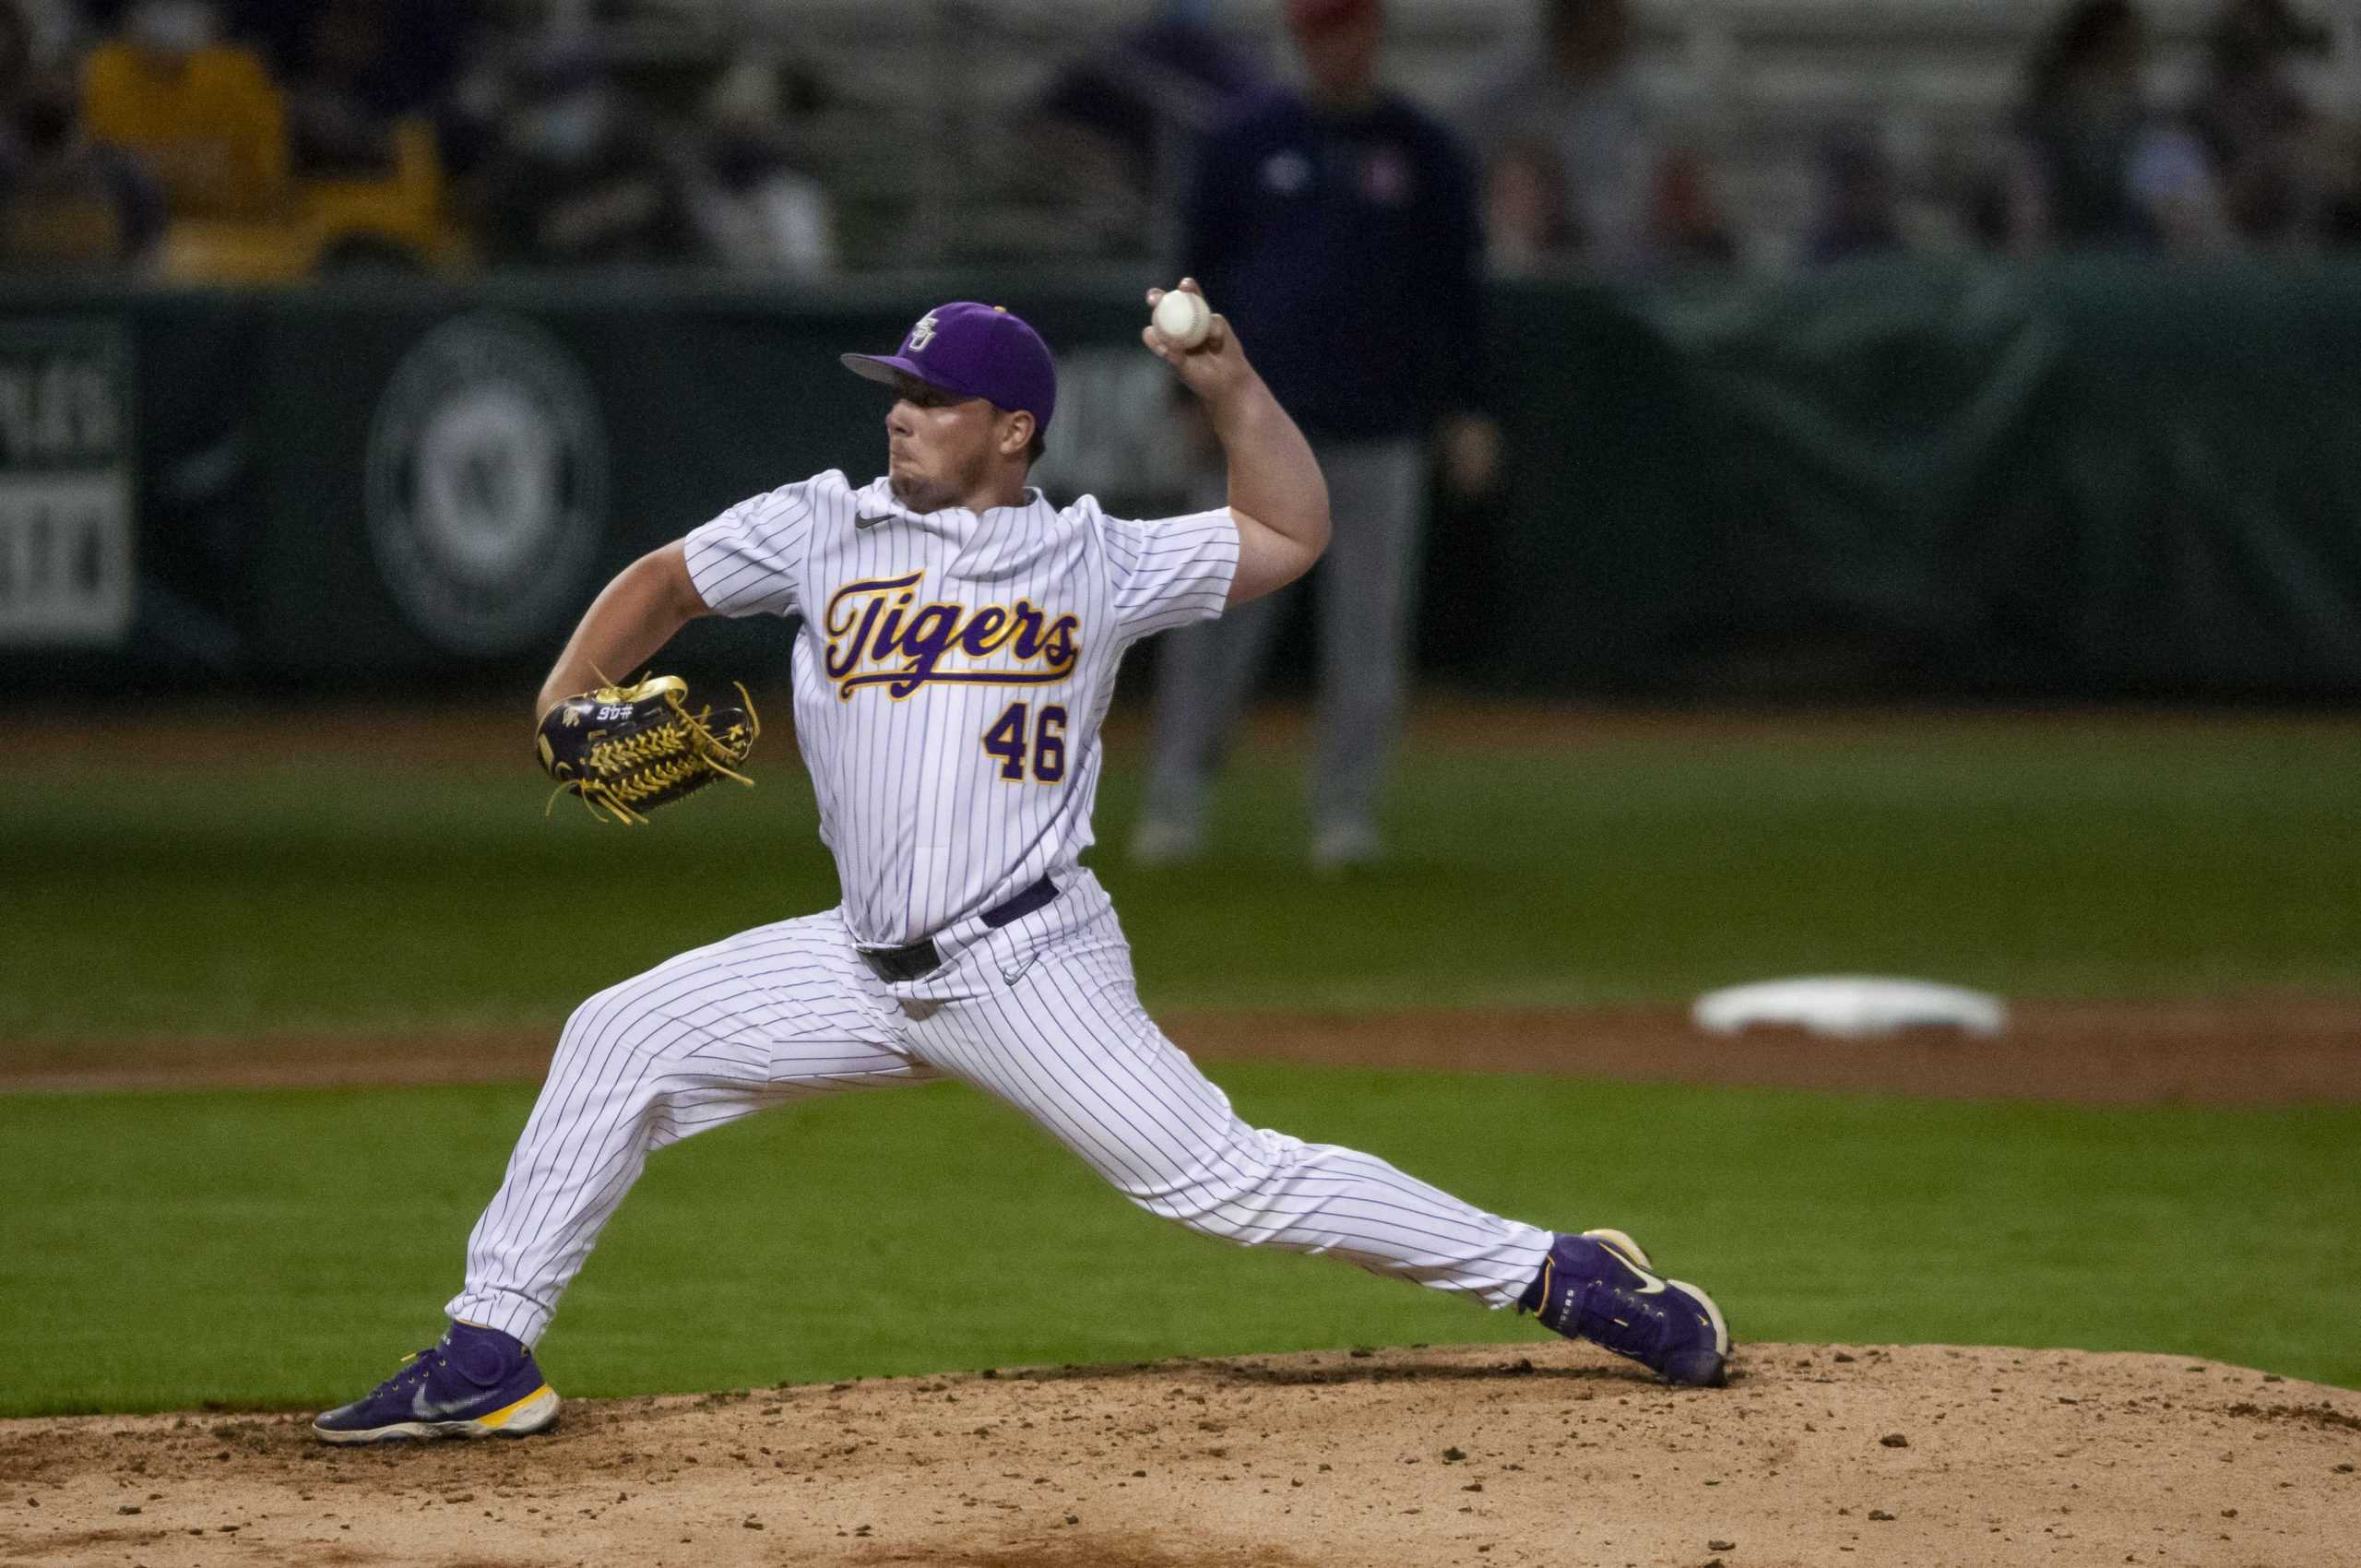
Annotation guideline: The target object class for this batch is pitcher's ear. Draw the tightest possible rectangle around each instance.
[1000,408,1037,458]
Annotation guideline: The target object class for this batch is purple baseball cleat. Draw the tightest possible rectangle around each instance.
[311,1321,561,1444]
[1521,1228,1731,1387]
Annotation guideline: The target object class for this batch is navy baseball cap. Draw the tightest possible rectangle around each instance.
[841,302,1057,434]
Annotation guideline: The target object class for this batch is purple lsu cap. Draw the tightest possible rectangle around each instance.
[841,302,1056,434]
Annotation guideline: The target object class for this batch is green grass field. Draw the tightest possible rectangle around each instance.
[4,1069,2355,1417]
[5,714,2358,1413]
[8,717,2360,1041]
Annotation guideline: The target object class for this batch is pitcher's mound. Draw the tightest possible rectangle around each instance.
[5,1343,2356,1567]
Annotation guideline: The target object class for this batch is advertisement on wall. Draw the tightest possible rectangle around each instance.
[0,321,132,647]
[364,313,609,658]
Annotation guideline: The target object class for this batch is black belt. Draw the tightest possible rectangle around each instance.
[858,876,1059,983]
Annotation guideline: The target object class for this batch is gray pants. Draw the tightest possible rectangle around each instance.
[1143,435,1427,841]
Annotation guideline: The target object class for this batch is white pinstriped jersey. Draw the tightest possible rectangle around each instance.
[683,469,1239,947]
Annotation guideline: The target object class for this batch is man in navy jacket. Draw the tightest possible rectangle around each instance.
[1133,0,1496,872]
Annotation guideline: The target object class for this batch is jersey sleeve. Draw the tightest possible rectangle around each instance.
[682,481,816,618]
[1101,505,1240,642]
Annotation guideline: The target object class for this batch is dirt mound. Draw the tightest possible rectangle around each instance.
[5,1344,2355,1567]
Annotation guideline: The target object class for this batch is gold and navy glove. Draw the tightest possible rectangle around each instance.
[537,675,759,825]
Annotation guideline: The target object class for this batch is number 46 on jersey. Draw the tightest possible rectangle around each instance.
[982,702,1066,783]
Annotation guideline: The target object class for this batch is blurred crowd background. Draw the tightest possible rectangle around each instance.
[13,0,2361,712]
[6,0,2361,281]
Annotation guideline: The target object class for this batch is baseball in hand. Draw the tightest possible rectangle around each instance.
[1152,289,1212,350]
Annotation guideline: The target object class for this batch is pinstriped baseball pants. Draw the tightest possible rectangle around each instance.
[447,872,1552,1347]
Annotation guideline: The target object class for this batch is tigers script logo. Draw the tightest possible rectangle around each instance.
[822,571,1079,699]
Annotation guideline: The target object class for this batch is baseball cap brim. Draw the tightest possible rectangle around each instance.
[841,352,985,402]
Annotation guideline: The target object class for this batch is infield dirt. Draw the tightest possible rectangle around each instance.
[5,1343,2357,1567]
[8,996,2360,1102]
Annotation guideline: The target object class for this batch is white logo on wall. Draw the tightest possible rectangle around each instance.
[366,314,608,655]
[0,322,133,647]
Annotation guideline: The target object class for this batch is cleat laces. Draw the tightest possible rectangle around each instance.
[362,1346,443,1403]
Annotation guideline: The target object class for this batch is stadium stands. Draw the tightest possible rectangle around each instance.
[484,0,2311,265]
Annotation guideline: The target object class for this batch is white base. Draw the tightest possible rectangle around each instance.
[1691,976,2006,1039]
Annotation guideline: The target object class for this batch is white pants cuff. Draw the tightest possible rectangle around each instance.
[445,1286,556,1349]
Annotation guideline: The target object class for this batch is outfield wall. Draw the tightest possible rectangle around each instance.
[9,259,2361,699]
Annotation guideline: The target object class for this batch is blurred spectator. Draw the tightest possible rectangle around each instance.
[2325,116,2361,246]
[1023,0,1269,261]
[228,0,478,177]
[5,0,77,65]
[0,0,38,143]
[1651,144,1738,267]
[470,44,700,267]
[0,0,161,268]
[1803,124,1907,265]
[1997,0,2225,253]
[1482,130,1578,274]
[1455,0,1677,273]
[433,45,505,182]
[2188,0,2333,244]
[81,0,286,220]
[682,53,836,275]
[1133,0,1493,872]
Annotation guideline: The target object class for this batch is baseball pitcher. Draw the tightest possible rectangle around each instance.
[311,286,1728,1444]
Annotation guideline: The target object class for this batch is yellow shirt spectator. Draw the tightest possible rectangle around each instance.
[82,37,289,220]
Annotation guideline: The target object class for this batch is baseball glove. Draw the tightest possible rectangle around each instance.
[537,674,759,825]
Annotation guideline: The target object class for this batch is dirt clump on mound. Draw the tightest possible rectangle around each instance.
[4,1343,2355,1568]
